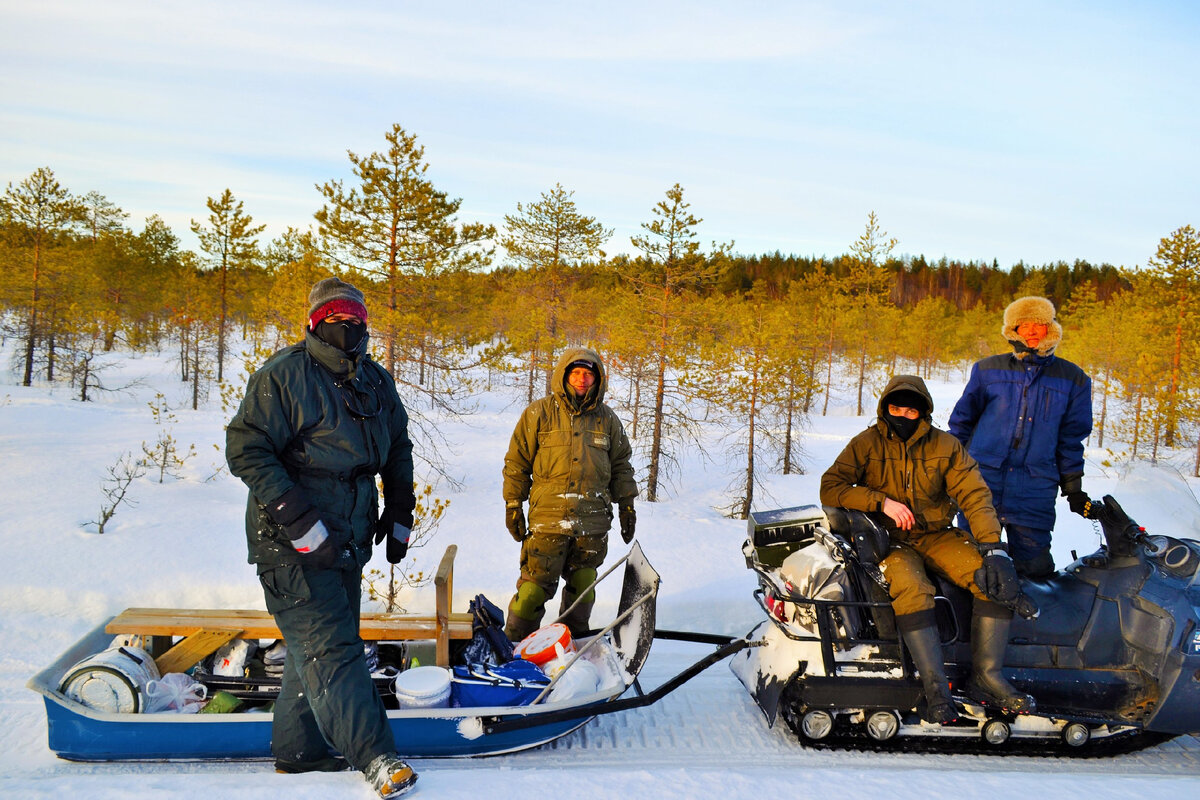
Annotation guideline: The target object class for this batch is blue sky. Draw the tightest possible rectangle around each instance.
[2,0,1197,269]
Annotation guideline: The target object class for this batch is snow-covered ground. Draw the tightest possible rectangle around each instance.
[2,341,1199,799]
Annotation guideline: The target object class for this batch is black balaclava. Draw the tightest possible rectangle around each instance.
[882,389,926,441]
[315,318,367,353]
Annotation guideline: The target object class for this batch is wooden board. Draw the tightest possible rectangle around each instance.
[153,628,242,675]
[102,546,473,668]
[106,608,473,642]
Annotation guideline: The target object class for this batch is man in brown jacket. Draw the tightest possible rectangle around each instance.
[820,375,1035,723]
[502,347,638,641]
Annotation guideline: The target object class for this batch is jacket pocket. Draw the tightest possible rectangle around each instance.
[258,564,311,614]
[1041,386,1068,422]
[533,428,573,482]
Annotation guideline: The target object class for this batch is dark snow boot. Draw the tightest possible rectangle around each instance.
[967,607,1036,713]
[504,611,540,644]
[275,755,350,774]
[898,613,958,724]
[558,587,595,639]
[364,753,418,799]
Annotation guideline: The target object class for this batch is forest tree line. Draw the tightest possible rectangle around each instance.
[3,124,1199,517]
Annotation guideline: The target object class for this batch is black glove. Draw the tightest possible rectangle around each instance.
[267,487,338,570]
[287,518,338,570]
[505,503,526,543]
[377,507,414,564]
[302,532,340,570]
[976,545,1020,604]
[618,501,636,544]
[1066,491,1094,518]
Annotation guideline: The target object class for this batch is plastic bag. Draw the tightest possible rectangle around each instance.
[212,638,257,677]
[143,672,208,713]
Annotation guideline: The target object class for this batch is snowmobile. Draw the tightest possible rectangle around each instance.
[730,495,1200,754]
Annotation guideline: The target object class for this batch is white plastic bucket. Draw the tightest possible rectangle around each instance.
[392,666,452,709]
[59,645,161,714]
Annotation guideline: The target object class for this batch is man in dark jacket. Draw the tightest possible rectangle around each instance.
[821,375,1035,723]
[226,277,417,798]
[949,296,1095,578]
[502,347,638,641]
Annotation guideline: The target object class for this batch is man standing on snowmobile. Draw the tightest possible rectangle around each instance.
[949,296,1094,578]
[226,277,418,798]
[502,347,638,642]
[820,375,1036,723]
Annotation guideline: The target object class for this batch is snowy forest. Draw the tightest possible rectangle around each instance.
[3,123,1199,521]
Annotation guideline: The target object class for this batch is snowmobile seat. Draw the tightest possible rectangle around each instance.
[821,506,891,565]
[820,507,898,640]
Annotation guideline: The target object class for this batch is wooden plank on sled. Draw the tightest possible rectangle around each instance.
[105,546,473,666]
[154,628,242,675]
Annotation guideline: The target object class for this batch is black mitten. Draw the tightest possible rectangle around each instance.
[976,545,1020,604]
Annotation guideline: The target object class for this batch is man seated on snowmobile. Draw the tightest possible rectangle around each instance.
[819,374,1036,724]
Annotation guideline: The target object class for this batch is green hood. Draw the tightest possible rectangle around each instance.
[876,374,935,420]
[553,346,607,412]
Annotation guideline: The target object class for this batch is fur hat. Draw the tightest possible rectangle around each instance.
[308,277,368,330]
[1001,295,1062,357]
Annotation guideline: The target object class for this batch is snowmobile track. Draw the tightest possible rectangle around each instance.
[470,642,1200,774]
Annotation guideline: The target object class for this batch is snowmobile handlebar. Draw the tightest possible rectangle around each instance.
[1091,495,1147,558]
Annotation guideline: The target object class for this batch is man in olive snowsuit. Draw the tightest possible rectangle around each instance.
[820,375,1035,723]
[226,277,417,798]
[949,296,1095,578]
[502,347,638,641]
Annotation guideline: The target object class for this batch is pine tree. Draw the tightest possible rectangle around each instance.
[190,189,264,382]
[258,228,332,350]
[500,183,611,392]
[623,183,727,502]
[901,296,957,378]
[82,191,128,243]
[130,215,186,350]
[315,123,494,380]
[845,211,897,414]
[0,167,86,386]
[1145,225,1200,448]
[695,288,791,518]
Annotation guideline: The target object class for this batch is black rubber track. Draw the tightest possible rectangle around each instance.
[779,705,1177,758]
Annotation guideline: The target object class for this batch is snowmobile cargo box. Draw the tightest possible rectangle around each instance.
[747,505,825,568]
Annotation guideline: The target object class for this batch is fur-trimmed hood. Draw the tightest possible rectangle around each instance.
[1002,295,1063,358]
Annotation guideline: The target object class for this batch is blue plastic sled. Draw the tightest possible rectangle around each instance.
[28,543,661,761]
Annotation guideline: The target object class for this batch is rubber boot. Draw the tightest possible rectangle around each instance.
[505,581,547,642]
[558,594,594,639]
[504,610,540,644]
[558,568,598,638]
[967,608,1036,713]
[898,617,958,724]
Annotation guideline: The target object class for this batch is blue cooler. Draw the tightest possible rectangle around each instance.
[451,658,551,707]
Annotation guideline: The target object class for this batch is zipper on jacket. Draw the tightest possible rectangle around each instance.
[1012,381,1030,449]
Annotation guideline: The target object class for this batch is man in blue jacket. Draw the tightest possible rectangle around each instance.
[948,296,1095,578]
